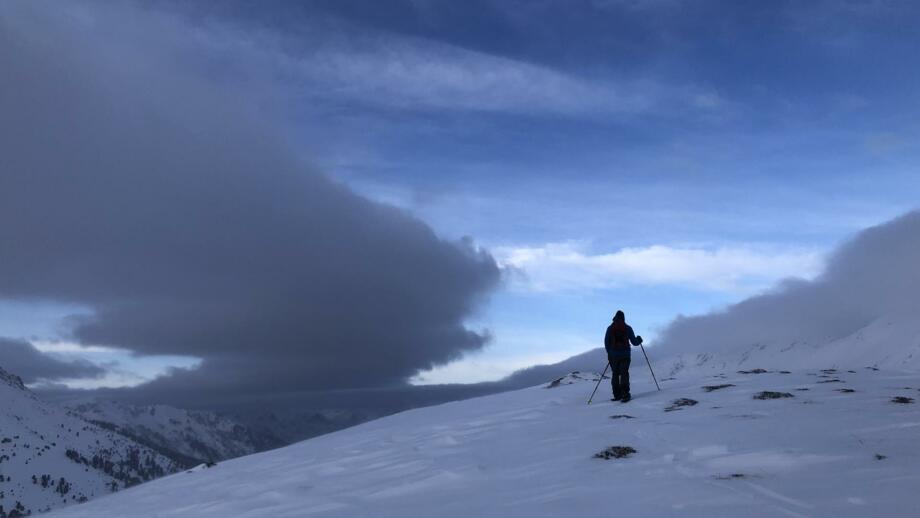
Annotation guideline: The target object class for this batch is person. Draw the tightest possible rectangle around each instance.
[604,310,643,402]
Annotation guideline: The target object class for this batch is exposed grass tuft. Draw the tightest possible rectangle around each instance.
[753,391,794,400]
[665,398,699,412]
[593,446,636,459]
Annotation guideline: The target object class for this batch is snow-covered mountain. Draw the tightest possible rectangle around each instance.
[235,408,382,447]
[652,210,920,378]
[500,311,920,390]
[0,366,185,516]
[658,311,920,378]
[47,367,920,517]
[65,400,261,465]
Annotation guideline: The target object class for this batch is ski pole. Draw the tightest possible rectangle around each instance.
[587,362,610,405]
[639,343,661,391]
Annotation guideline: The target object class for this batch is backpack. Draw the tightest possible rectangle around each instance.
[612,320,629,349]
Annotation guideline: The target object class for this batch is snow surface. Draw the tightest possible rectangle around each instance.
[48,368,920,517]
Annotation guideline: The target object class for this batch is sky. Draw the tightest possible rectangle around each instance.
[1,0,920,405]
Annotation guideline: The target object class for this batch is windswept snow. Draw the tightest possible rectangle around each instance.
[49,369,920,517]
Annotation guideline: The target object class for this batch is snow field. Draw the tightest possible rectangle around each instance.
[49,368,920,517]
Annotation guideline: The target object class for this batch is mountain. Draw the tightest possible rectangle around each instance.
[0,366,185,517]
[503,309,920,388]
[651,210,920,377]
[46,367,920,517]
[657,311,920,378]
[234,408,381,447]
[65,400,263,465]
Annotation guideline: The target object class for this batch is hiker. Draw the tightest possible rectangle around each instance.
[604,310,643,402]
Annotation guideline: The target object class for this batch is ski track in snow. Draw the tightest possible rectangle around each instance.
[48,369,920,517]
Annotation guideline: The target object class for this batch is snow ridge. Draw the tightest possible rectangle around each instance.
[0,365,26,391]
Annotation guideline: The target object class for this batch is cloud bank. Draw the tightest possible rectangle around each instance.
[0,1,499,404]
[491,209,920,385]
[654,210,920,361]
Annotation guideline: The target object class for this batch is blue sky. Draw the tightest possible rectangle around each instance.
[5,0,920,387]
[268,0,920,382]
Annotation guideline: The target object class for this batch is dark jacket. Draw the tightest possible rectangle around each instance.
[604,321,640,358]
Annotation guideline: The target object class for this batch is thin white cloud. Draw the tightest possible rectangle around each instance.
[411,326,598,385]
[32,341,119,354]
[296,42,653,115]
[496,242,825,293]
[412,346,593,385]
[30,341,202,390]
[186,16,719,118]
[30,370,148,391]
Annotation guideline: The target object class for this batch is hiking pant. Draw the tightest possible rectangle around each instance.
[609,356,631,398]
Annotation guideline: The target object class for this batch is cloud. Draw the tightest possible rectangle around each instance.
[0,1,499,405]
[30,341,202,390]
[653,210,920,359]
[495,242,824,293]
[0,338,104,385]
[289,39,652,115]
[157,3,719,119]
[484,209,920,388]
[499,348,601,389]
[411,329,596,385]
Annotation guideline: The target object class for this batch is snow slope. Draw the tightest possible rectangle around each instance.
[0,367,184,516]
[66,400,259,463]
[49,367,920,517]
[658,312,920,378]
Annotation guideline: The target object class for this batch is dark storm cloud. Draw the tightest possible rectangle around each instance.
[0,338,104,384]
[0,2,499,404]
[654,210,920,356]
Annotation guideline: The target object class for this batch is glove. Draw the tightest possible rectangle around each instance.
[635,335,643,345]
